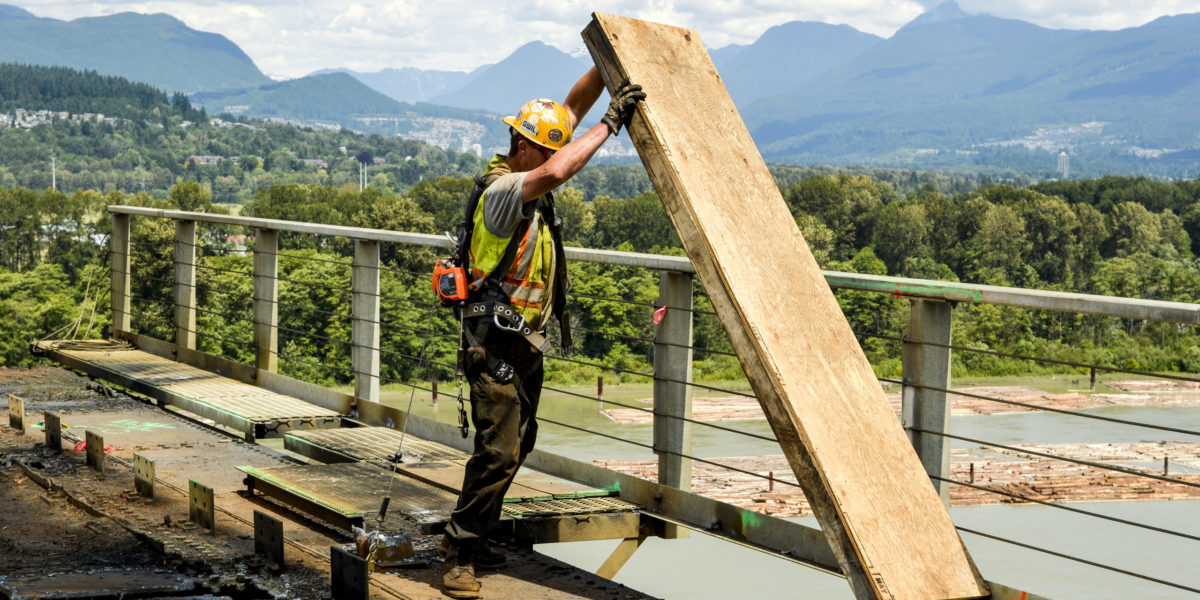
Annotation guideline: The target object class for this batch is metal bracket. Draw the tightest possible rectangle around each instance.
[188,479,215,533]
[134,453,155,499]
[8,394,24,433]
[85,430,105,475]
[43,411,61,453]
[254,510,285,570]
[330,545,368,600]
[596,534,647,579]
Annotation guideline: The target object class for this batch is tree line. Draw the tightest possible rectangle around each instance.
[2,171,1198,386]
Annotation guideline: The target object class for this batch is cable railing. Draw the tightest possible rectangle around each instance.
[106,205,1200,597]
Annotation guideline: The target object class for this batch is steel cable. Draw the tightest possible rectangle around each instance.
[931,474,1200,544]
[537,416,801,489]
[911,427,1200,490]
[894,379,1200,439]
[955,526,1200,595]
[541,383,779,443]
[859,330,1200,385]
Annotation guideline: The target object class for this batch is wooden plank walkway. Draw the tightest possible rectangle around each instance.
[583,13,987,600]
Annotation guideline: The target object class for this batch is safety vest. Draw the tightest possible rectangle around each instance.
[468,156,557,330]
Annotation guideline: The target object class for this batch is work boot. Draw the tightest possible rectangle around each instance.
[439,536,482,599]
[442,563,481,599]
[438,536,507,570]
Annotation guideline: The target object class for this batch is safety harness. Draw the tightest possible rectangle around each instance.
[452,170,572,384]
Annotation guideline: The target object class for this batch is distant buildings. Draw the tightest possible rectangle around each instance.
[185,155,223,166]
[0,108,124,129]
[1058,151,1070,179]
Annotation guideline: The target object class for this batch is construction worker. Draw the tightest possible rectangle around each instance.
[439,67,644,599]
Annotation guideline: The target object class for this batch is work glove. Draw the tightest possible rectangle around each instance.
[601,80,646,136]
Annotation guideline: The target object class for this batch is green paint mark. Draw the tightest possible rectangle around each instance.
[826,277,982,303]
[741,509,765,531]
[75,419,176,434]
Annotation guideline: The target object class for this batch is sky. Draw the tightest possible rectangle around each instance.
[10,1,1200,79]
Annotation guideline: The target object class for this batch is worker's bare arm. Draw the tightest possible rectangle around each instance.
[562,67,605,129]
[521,123,610,202]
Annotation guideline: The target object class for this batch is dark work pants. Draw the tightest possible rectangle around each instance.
[444,327,543,554]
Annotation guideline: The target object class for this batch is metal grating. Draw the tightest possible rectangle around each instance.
[286,427,468,464]
[501,496,638,518]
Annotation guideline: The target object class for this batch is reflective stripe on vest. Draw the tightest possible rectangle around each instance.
[468,164,556,328]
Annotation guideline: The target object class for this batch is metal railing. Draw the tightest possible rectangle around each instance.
[108,205,1200,598]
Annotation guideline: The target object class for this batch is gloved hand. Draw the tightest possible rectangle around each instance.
[601,80,646,136]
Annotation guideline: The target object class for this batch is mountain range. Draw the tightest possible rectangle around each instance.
[2,2,1200,175]
[0,4,269,93]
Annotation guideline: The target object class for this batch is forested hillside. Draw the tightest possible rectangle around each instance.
[3,171,1198,385]
[0,64,485,203]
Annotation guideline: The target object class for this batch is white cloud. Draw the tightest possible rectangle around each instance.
[10,1,1197,79]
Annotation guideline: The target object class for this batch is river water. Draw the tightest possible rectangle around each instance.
[386,384,1200,599]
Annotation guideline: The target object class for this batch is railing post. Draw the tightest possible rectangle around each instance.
[110,212,131,337]
[352,240,380,404]
[902,298,953,506]
[653,270,694,538]
[253,229,279,373]
[174,219,197,352]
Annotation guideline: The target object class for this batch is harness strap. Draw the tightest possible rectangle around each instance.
[462,301,551,353]
[538,196,572,350]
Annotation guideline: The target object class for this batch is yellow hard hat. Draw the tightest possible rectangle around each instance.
[503,99,573,151]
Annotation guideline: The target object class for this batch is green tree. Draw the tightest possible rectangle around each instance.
[0,264,84,365]
[554,187,594,246]
[973,204,1029,284]
[170,181,212,211]
[795,213,834,267]
[1107,201,1162,257]
[871,202,930,274]
[406,176,473,234]
[590,192,679,252]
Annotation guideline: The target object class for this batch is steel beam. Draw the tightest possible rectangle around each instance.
[902,299,954,505]
[330,546,368,600]
[110,212,131,335]
[85,430,105,474]
[7,394,23,433]
[498,511,644,546]
[43,411,61,452]
[241,466,366,531]
[253,228,279,373]
[352,240,380,405]
[134,453,155,499]
[254,510,285,570]
[174,219,197,352]
[596,534,647,579]
[653,271,693,539]
[824,271,1200,325]
[189,479,215,533]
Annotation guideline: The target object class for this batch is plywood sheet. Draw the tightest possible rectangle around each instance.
[583,14,987,600]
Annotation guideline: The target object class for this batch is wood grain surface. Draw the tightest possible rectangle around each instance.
[583,13,988,600]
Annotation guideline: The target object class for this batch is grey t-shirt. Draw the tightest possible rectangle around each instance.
[482,171,535,237]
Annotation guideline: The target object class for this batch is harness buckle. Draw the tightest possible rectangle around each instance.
[493,307,526,333]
